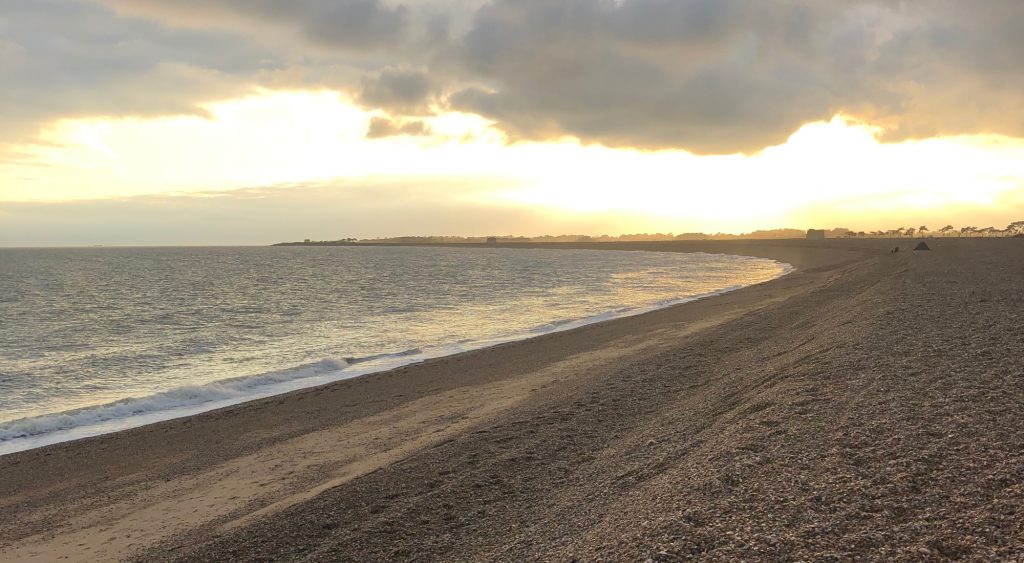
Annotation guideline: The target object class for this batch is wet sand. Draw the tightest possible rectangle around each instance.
[1,239,1022,561]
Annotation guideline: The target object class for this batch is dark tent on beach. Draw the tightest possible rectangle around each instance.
[914,241,931,251]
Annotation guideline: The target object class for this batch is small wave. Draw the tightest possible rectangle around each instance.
[529,317,581,333]
[0,358,349,444]
[346,347,424,364]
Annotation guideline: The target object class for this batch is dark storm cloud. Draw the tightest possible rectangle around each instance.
[359,68,437,115]
[446,0,838,152]
[0,0,441,150]
[0,0,282,142]
[5,0,1024,155]
[365,116,432,138]
[447,0,1024,153]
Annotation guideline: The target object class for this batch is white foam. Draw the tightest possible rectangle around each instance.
[0,259,793,456]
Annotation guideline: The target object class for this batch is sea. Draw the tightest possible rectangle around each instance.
[0,246,791,455]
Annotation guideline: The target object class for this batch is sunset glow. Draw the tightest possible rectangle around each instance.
[3,1,1024,244]
[4,91,1023,241]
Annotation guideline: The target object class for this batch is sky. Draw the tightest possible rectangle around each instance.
[2,0,1024,245]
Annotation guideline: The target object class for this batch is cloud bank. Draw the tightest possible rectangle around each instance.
[5,0,1024,154]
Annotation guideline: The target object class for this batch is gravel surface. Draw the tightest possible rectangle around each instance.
[155,239,1024,561]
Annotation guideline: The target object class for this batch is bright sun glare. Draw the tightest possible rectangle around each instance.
[5,90,1024,232]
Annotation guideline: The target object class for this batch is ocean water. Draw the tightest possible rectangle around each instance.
[0,246,790,454]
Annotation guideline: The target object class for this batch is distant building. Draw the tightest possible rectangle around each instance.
[806,229,826,240]
[486,236,498,244]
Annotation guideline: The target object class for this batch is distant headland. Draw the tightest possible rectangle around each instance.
[274,222,1024,246]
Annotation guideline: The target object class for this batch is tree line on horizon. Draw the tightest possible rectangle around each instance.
[842,221,1024,239]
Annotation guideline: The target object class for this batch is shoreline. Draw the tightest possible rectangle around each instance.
[3,238,1021,561]
[0,248,791,456]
